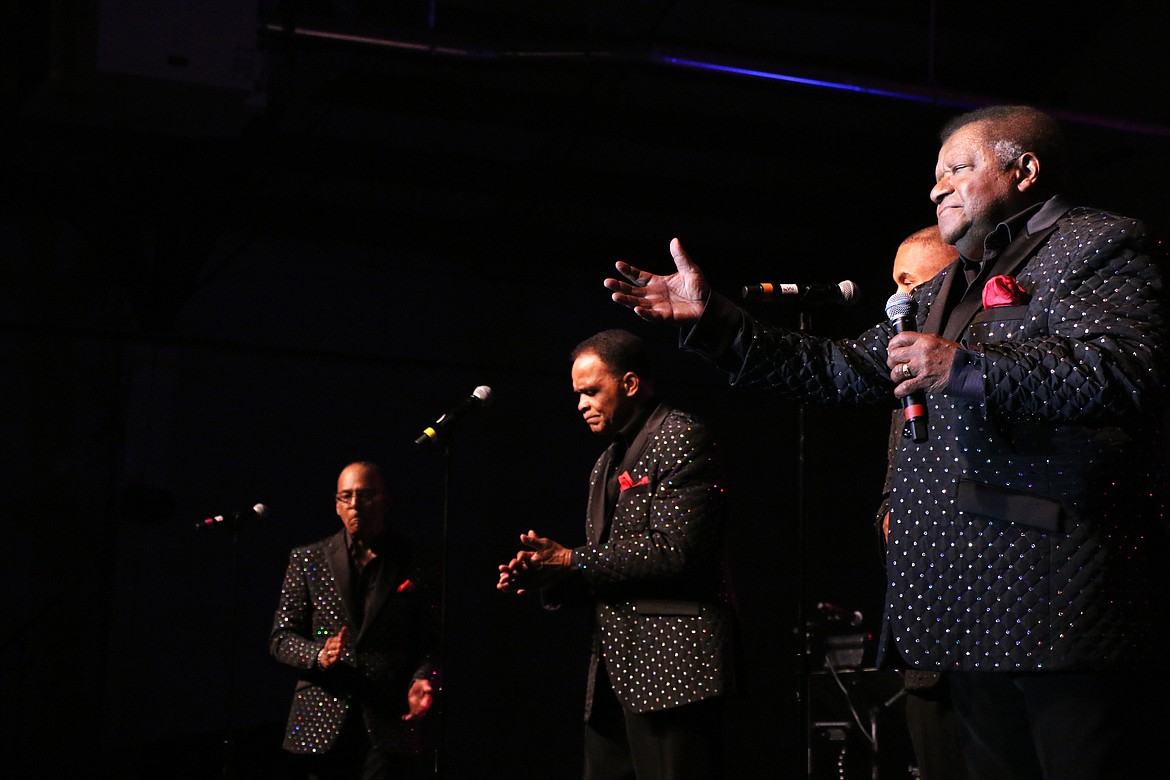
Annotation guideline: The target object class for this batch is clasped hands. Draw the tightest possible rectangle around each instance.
[496,530,573,595]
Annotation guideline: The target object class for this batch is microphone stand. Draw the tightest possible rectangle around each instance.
[743,288,865,776]
[795,307,812,778]
[430,441,452,779]
[415,393,490,778]
[194,507,265,776]
[219,516,244,778]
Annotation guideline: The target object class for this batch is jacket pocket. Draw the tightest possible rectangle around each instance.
[972,304,1028,323]
[957,478,1064,533]
[633,599,701,616]
[967,305,1030,345]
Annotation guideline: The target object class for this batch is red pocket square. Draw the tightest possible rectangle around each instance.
[397,579,415,593]
[982,274,1031,309]
[618,471,650,491]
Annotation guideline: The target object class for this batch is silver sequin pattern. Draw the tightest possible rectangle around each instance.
[572,407,736,715]
[689,205,1170,672]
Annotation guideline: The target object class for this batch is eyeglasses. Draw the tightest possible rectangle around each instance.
[335,489,380,506]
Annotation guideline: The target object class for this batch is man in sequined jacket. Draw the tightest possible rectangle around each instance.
[497,329,736,780]
[605,106,1170,780]
[271,461,439,779]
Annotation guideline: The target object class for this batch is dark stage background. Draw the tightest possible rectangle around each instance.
[3,2,1169,777]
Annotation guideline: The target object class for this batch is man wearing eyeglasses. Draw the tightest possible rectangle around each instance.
[271,461,439,779]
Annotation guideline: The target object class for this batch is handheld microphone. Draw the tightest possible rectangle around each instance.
[884,292,927,443]
[741,280,859,305]
[197,503,269,530]
[415,385,493,445]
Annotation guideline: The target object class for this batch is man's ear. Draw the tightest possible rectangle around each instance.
[1015,152,1040,193]
[621,371,640,397]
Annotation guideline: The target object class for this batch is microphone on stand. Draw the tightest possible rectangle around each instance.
[741,280,860,305]
[415,385,494,445]
[196,503,269,530]
[885,292,928,443]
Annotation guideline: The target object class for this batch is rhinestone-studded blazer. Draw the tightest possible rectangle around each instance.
[686,200,1170,672]
[567,402,736,717]
[270,529,438,755]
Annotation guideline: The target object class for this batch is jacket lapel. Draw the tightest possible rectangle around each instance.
[941,227,1055,342]
[587,402,671,545]
[587,443,617,545]
[923,264,959,336]
[621,402,670,475]
[322,531,359,627]
[937,198,1070,342]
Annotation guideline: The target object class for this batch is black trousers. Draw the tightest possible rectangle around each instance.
[948,670,1170,780]
[302,714,425,780]
[904,674,968,780]
[583,671,724,780]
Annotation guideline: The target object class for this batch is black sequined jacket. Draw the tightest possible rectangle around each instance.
[270,529,438,755]
[567,402,736,717]
[685,200,1170,672]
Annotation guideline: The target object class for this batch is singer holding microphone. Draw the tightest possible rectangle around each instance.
[270,461,439,780]
[605,105,1170,780]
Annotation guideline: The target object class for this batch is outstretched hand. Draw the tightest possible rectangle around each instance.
[604,238,710,324]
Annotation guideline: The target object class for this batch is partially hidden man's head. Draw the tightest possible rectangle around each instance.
[570,329,656,437]
[335,461,388,541]
[931,105,1067,260]
[892,225,960,295]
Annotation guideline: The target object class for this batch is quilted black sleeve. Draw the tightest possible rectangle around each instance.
[683,291,896,407]
[980,214,1167,422]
